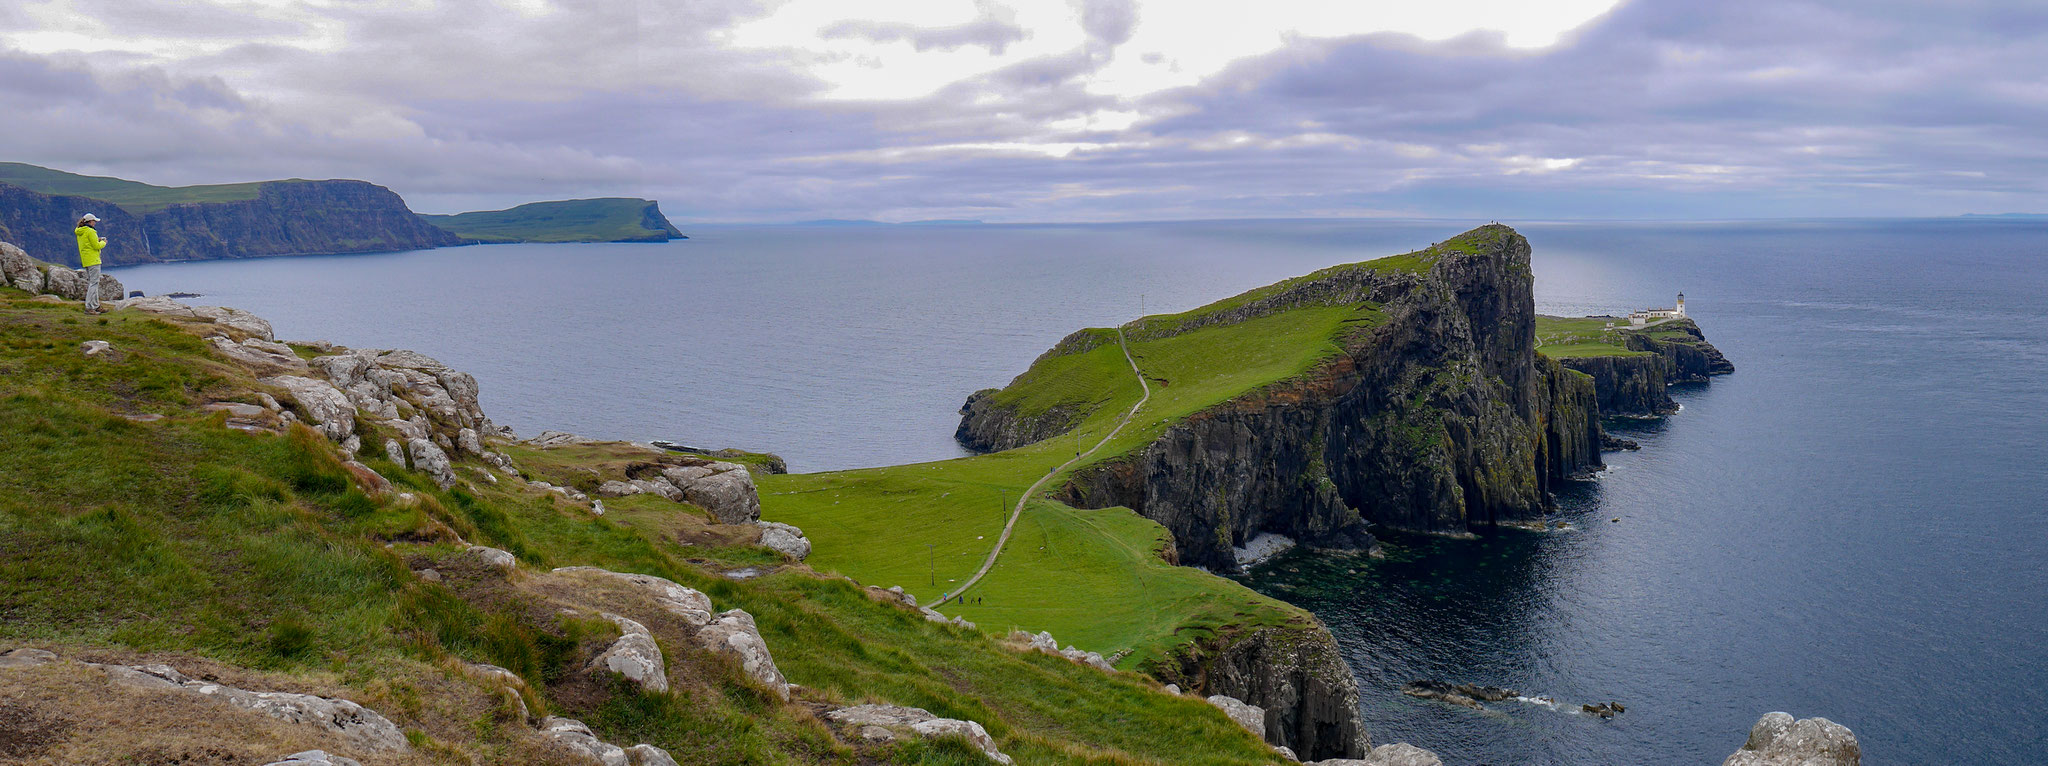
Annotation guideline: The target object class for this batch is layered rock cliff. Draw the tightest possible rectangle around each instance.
[1008,226,1603,570]
[1552,317,1733,417]
[1154,623,1373,761]
[0,178,460,266]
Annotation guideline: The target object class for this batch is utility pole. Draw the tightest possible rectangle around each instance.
[927,543,935,587]
[999,489,1008,530]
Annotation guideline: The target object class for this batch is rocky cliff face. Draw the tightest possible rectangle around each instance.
[0,183,151,267]
[1556,354,1676,417]
[1626,318,1735,381]
[140,180,461,261]
[1043,226,1604,570]
[1151,623,1372,761]
[1554,317,1733,418]
[0,179,459,267]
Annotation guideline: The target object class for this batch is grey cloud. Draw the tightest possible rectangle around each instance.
[5,0,2047,222]
[820,15,1028,54]
[1077,0,1136,47]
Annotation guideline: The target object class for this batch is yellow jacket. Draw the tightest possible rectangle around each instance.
[76,225,106,268]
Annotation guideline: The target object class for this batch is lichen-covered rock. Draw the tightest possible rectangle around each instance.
[190,305,276,340]
[408,438,456,489]
[0,241,44,292]
[756,521,811,561]
[341,461,392,496]
[1307,742,1445,766]
[261,751,362,766]
[697,608,789,699]
[553,567,717,625]
[592,613,669,694]
[262,375,356,441]
[213,336,310,373]
[626,743,681,766]
[541,717,630,766]
[1206,694,1266,737]
[468,545,517,570]
[79,340,113,356]
[596,480,643,498]
[825,704,1013,765]
[679,463,760,523]
[1723,712,1860,766]
[41,264,83,299]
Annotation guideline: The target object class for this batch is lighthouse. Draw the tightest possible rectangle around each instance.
[1675,292,1686,317]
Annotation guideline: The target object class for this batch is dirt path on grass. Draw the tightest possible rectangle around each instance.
[925,328,1152,609]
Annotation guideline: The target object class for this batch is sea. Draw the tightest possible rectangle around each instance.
[115,218,2048,764]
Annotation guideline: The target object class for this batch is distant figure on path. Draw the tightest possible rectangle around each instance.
[75,213,107,314]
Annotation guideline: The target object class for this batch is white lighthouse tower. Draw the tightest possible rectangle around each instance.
[1675,292,1686,317]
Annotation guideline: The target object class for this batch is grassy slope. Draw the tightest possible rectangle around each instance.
[0,161,270,214]
[1535,315,1657,358]
[420,199,679,243]
[0,289,1280,766]
[762,247,1411,669]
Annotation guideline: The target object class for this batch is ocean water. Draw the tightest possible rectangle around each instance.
[115,219,2048,764]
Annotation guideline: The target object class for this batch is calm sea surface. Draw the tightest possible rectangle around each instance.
[116,219,2048,764]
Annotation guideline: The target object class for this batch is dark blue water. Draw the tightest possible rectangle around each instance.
[115,219,2048,763]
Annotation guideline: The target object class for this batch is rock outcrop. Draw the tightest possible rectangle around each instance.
[592,613,670,694]
[0,177,460,267]
[1153,623,1370,761]
[2,239,124,303]
[0,649,408,753]
[756,521,812,561]
[1307,742,1445,766]
[824,704,1014,765]
[1723,712,1861,766]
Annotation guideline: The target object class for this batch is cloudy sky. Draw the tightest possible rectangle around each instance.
[3,0,2044,221]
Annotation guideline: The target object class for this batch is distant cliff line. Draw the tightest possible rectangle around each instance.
[0,162,683,267]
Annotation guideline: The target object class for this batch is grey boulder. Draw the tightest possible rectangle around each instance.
[261,751,362,766]
[0,241,43,292]
[408,438,456,489]
[697,608,789,699]
[756,521,811,561]
[1724,712,1861,766]
[591,613,668,694]
[1206,694,1266,738]
[261,376,355,441]
[824,704,1012,765]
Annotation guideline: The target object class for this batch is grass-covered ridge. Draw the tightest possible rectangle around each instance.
[760,235,1435,675]
[421,198,686,243]
[1534,315,1658,358]
[0,287,1282,765]
[0,161,273,214]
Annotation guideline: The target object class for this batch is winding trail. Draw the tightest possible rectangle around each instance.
[926,328,1152,608]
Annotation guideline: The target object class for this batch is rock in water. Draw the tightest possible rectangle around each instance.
[1723,712,1861,766]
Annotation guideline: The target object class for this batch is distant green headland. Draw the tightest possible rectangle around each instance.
[420,198,685,243]
[0,162,683,266]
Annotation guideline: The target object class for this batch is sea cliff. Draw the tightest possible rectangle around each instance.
[971,226,1605,565]
[0,178,459,266]
[1547,316,1735,417]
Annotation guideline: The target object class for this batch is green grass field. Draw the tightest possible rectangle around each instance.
[420,198,683,243]
[0,161,272,213]
[761,265,1392,671]
[0,287,1286,765]
[1534,315,1655,358]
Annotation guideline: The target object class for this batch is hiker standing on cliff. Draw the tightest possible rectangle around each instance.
[75,213,108,314]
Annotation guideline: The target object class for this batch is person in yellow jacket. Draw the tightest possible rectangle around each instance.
[76,213,107,314]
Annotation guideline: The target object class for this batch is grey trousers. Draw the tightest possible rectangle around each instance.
[83,264,100,310]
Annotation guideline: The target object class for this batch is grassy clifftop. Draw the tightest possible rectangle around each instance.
[1,161,274,214]
[0,287,1281,765]
[421,198,686,243]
